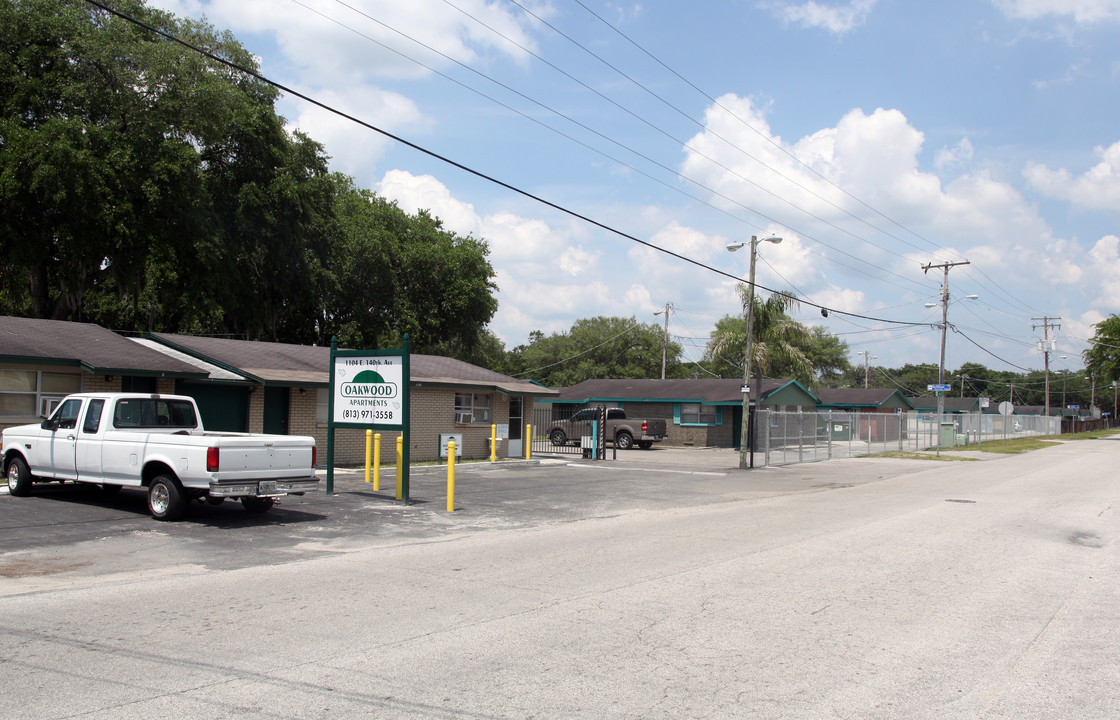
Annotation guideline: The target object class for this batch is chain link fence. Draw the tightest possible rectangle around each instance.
[755,410,1061,467]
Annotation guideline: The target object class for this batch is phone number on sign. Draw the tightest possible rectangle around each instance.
[341,409,395,421]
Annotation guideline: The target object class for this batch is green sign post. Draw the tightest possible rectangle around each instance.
[326,335,411,502]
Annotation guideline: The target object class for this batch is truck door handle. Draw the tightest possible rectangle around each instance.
[67,434,76,441]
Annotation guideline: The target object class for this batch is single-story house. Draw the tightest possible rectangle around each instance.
[143,333,557,463]
[0,316,555,463]
[0,316,207,428]
[908,396,983,414]
[540,377,819,448]
[812,388,913,442]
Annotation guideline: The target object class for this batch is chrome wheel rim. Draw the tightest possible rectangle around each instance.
[7,465,18,491]
[150,483,169,514]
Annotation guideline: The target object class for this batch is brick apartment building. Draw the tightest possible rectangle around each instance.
[0,317,555,464]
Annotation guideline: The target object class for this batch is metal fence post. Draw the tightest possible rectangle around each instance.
[797,409,804,463]
[763,409,771,467]
[827,411,833,460]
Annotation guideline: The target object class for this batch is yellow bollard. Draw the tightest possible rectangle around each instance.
[525,423,532,460]
[364,429,372,483]
[447,440,455,512]
[396,435,403,500]
[490,424,497,462]
[373,433,381,491]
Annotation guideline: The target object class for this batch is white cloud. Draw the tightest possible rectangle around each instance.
[1024,140,1120,210]
[375,170,482,235]
[288,88,427,182]
[763,0,878,34]
[935,138,975,171]
[148,0,544,83]
[994,0,1120,23]
[683,96,1056,261]
[1087,235,1120,307]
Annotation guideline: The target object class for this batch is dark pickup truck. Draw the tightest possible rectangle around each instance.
[547,407,668,450]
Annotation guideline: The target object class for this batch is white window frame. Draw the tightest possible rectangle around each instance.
[0,370,82,420]
[454,392,493,425]
[678,402,719,426]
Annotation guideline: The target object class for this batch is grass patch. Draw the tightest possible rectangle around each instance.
[940,429,1118,454]
[869,451,978,462]
[956,438,1062,454]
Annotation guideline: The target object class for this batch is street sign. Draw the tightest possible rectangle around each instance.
[1068,405,1080,410]
[927,384,951,392]
[998,401,1014,416]
[740,385,750,394]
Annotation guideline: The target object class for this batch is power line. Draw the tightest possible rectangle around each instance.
[323,0,931,292]
[567,0,1045,320]
[84,0,932,331]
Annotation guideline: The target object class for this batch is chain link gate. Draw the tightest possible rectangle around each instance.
[533,404,609,458]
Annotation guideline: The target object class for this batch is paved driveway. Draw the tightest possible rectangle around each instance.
[1,439,1118,719]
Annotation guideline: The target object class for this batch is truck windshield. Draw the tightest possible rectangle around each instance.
[113,398,198,429]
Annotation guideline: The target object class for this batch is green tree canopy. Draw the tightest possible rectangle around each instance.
[1084,315,1120,384]
[1,0,293,326]
[319,178,497,353]
[1,0,499,356]
[705,290,815,386]
[506,316,682,387]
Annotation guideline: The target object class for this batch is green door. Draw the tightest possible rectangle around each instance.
[175,382,250,432]
[263,387,290,435]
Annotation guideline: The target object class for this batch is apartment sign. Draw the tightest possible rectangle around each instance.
[333,355,403,425]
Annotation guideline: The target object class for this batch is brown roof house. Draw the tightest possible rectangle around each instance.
[541,377,819,449]
[147,333,556,463]
[812,387,914,443]
[0,316,554,463]
[0,316,206,431]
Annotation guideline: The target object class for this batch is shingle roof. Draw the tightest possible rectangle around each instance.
[0,316,205,378]
[148,333,555,395]
[547,377,800,403]
[813,387,913,409]
[907,396,980,412]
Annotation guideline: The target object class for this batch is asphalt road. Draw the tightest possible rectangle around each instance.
[0,441,1118,719]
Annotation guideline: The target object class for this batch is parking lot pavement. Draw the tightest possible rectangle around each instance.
[0,449,927,592]
[3,439,1118,719]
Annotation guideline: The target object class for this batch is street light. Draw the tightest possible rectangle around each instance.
[727,234,782,470]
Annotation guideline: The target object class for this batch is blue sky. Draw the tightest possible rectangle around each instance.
[152,0,1120,380]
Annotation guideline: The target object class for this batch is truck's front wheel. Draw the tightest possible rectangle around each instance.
[148,475,187,521]
[6,457,32,497]
[241,497,274,514]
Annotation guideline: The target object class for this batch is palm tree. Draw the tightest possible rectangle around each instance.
[706,289,815,386]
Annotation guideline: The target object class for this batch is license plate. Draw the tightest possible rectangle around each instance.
[258,480,278,495]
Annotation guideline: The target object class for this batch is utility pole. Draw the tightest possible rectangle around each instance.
[1032,316,1061,418]
[922,260,970,455]
[857,351,876,389]
[654,303,672,380]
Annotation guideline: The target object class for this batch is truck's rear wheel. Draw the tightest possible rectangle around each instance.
[6,457,32,497]
[615,431,634,450]
[549,429,568,446]
[637,441,653,450]
[241,496,274,514]
[148,475,186,521]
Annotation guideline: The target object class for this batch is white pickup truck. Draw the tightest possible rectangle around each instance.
[2,393,318,520]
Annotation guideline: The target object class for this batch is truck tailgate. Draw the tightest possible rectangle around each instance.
[211,435,315,480]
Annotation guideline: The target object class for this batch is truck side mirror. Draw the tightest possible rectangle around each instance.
[40,418,56,430]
